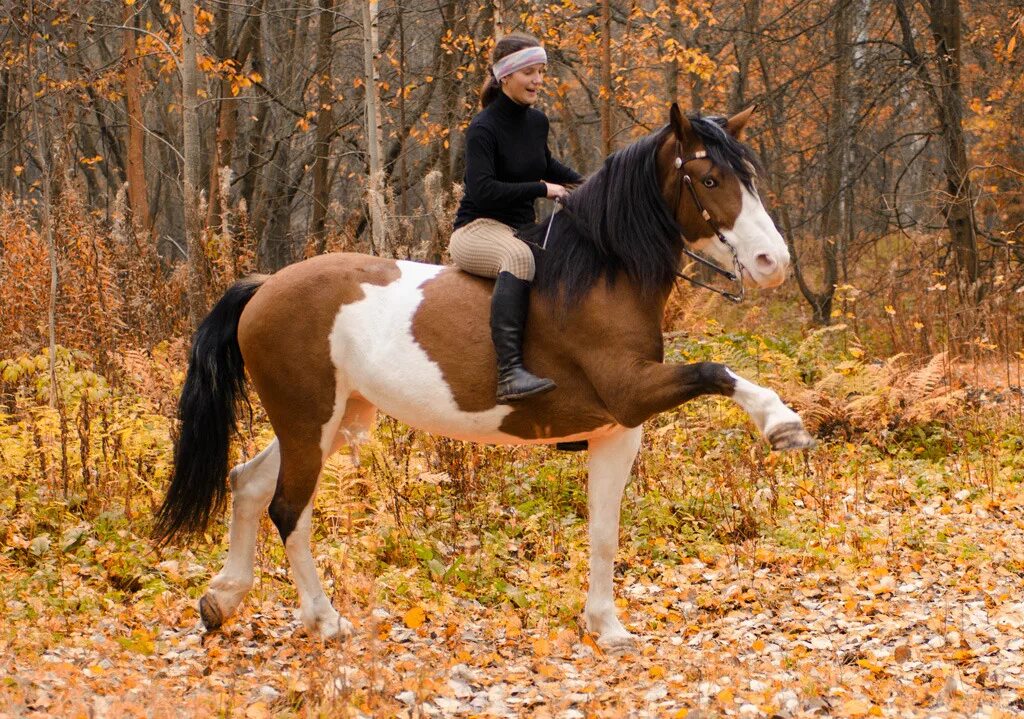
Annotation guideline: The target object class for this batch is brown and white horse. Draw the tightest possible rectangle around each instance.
[155,104,813,649]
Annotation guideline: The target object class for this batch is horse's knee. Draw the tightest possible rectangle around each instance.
[268,495,306,544]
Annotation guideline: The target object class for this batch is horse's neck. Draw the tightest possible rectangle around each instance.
[540,274,671,358]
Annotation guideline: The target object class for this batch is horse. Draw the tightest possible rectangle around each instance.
[154,103,814,650]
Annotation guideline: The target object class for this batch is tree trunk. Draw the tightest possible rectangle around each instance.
[362,0,384,255]
[729,0,761,113]
[927,0,978,285]
[600,0,613,154]
[122,6,152,234]
[665,10,680,103]
[894,0,978,286]
[311,0,335,252]
[26,7,59,408]
[180,0,206,327]
[493,0,505,39]
[756,48,834,325]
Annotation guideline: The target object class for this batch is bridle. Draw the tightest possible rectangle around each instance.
[671,141,746,303]
[537,137,748,303]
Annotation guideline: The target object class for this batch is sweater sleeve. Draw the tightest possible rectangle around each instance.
[545,146,584,186]
[464,124,547,209]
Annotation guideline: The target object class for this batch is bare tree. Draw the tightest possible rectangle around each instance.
[363,0,384,254]
[122,4,151,234]
[894,0,978,286]
[180,0,206,327]
[310,0,335,252]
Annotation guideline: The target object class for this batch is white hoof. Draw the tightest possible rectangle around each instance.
[597,629,639,653]
[585,609,637,652]
[304,608,353,642]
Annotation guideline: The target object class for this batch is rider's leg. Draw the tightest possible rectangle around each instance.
[449,218,555,402]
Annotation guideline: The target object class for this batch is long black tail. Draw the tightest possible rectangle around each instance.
[153,276,266,545]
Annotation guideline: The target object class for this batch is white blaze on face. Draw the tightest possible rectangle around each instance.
[720,184,790,288]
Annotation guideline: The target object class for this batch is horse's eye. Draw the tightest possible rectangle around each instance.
[703,177,717,189]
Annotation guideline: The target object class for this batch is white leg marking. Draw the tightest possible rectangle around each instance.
[205,439,280,620]
[585,426,642,649]
[285,498,353,640]
[726,369,815,449]
[726,369,801,435]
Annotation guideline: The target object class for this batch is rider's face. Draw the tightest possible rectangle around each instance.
[501,63,545,106]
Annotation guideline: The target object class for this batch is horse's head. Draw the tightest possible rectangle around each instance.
[659,103,790,289]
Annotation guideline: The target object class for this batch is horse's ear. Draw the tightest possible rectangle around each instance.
[726,104,756,139]
[669,103,695,143]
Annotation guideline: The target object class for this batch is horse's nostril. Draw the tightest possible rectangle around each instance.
[755,253,777,271]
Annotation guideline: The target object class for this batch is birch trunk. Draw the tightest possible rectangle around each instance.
[180,0,206,327]
[362,0,384,255]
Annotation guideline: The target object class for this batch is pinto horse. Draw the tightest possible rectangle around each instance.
[155,104,814,649]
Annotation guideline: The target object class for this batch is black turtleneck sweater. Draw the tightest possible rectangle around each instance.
[454,91,583,230]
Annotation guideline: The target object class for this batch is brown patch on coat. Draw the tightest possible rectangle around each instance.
[239,254,400,435]
[412,130,722,439]
[237,253,400,538]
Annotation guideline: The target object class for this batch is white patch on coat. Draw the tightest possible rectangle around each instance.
[324,261,602,446]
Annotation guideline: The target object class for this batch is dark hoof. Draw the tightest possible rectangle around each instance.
[767,422,817,451]
[199,594,223,631]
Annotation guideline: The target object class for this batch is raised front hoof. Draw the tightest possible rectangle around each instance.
[767,422,817,451]
[199,593,224,631]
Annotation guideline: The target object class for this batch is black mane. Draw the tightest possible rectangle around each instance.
[526,116,760,309]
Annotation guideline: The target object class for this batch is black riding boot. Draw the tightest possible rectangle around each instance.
[491,272,556,402]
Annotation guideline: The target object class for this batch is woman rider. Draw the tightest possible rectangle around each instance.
[449,33,583,403]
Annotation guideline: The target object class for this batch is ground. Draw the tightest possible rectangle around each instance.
[3,329,1024,718]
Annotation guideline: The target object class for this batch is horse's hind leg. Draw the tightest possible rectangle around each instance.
[268,395,377,641]
[200,439,280,630]
[584,426,643,650]
[331,396,377,464]
[267,430,353,641]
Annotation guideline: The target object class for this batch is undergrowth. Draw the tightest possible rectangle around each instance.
[3,321,1023,642]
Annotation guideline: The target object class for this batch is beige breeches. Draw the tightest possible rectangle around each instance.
[449,218,535,281]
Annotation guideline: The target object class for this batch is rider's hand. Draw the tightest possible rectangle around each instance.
[544,182,569,201]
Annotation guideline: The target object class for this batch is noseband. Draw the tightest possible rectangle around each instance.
[672,142,745,303]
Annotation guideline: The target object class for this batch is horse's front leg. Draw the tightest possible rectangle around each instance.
[599,361,813,450]
[585,426,643,650]
[724,368,815,450]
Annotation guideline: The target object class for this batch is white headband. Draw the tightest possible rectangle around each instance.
[492,46,547,80]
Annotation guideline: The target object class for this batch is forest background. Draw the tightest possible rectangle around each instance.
[2,1,1024,717]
